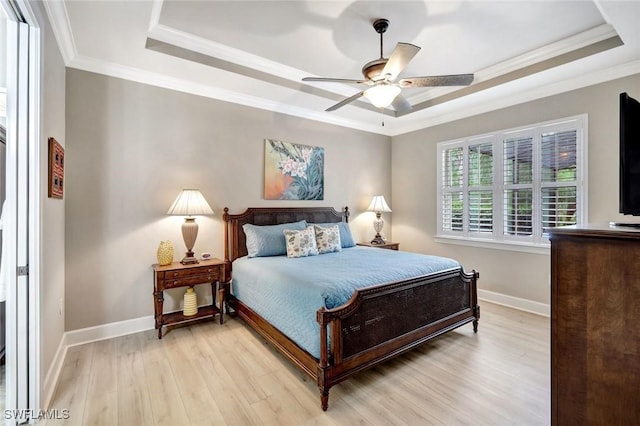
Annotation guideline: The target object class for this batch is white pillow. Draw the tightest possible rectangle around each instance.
[314,224,342,254]
[283,226,319,258]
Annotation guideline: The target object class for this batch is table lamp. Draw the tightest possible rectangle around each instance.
[366,195,392,245]
[167,189,214,264]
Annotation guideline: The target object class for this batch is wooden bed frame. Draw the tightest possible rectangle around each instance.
[223,206,480,410]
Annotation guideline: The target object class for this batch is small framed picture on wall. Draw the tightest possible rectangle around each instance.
[48,137,64,199]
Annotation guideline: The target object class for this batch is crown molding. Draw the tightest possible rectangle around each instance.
[391,59,640,136]
[148,0,164,32]
[42,0,77,65]
[146,22,365,101]
[67,55,392,135]
[64,53,640,137]
[148,25,308,84]
[487,24,618,78]
[406,24,620,105]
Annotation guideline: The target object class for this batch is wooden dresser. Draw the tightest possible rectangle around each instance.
[548,224,640,424]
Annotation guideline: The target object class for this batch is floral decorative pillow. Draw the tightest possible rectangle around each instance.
[312,222,356,247]
[283,226,319,258]
[314,224,342,254]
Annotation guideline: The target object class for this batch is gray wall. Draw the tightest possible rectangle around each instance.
[64,63,640,325]
[392,73,640,305]
[31,0,67,397]
[65,69,391,331]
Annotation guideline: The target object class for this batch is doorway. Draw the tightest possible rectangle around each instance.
[1,0,41,422]
[1,3,8,416]
[0,125,5,414]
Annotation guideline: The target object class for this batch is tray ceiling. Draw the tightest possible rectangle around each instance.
[46,1,640,136]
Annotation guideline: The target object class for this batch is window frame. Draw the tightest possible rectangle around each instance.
[436,115,587,252]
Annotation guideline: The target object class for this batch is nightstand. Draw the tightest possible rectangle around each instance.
[152,258,226,339]
[357,241,400,250]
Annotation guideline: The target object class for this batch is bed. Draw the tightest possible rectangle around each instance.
[223,206,480,410]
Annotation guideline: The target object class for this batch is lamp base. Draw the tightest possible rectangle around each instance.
[180,250,199,265]
[180,218,200,264]
[370,234,386,245]
[371,212,386,245]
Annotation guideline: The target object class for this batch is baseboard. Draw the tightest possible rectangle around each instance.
[42,334,67,409]
[478,289,550,317]
[64,315,155,347]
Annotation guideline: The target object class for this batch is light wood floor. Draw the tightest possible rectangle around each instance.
[44,302,550,425]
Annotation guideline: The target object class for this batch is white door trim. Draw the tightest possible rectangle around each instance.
[1,0,42,422]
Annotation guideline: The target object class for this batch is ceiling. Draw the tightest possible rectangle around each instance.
[45,1,640,136]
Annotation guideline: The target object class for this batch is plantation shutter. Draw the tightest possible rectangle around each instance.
[468,142,493,233]
[503,136,534,237]
[441,147,464,232]
[436,115,584,245]
[541,129,578,233]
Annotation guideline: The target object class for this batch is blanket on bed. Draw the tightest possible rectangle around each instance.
[231,246,460,358]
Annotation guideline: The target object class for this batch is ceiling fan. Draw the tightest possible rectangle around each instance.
[302,18,474,113]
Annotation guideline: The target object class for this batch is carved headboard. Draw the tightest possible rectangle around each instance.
[223,206,349,266]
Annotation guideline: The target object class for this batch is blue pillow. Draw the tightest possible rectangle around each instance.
[313,222,355,248]
[243,220,307,257]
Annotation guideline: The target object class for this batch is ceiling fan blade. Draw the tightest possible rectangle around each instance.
[326,91,365,112]
[398,74,474,88]
[381,42,421,81]
[303,77,369,85]
[391,94,412,113]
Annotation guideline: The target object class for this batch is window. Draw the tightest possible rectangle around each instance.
[437,116,586,248]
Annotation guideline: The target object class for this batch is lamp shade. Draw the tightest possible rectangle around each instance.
[363,84,401,108]
[366,195,392,213]
[167,189,214,216]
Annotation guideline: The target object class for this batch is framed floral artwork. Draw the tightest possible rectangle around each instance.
[48,137,64,199]
[264,139,324,200]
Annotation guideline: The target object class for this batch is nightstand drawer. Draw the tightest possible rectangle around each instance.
[357,242,399,250]
[163,267,220,279]
[162,272,219,289]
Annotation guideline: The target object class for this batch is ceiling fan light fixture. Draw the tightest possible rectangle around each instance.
[303,18,473,113]
[363,84,401,108]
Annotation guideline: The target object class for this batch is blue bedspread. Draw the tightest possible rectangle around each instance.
[231,246,460,358]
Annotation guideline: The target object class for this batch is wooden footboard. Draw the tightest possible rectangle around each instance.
[316,267,479,410]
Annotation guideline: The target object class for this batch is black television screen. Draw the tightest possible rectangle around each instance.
[620,92,640,215]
